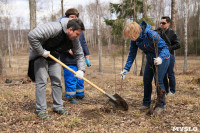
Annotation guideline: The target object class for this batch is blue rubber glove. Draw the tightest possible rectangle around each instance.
[86,58,91,67]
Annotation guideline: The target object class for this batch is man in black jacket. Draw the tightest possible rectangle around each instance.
[160,16,180,95]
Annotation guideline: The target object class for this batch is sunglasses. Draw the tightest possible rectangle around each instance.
[160,22,167,25]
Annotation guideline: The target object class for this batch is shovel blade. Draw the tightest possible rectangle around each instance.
[108,93,128,111]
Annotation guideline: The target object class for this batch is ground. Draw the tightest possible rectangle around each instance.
[0,47,199,133]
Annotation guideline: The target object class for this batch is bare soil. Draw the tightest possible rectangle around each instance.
[0,47,200,133]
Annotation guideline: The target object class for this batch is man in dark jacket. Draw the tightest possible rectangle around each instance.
[28,18,85,119]
[160,16,180,95]
[60,8,90,104]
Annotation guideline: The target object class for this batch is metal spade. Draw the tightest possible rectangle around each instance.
[48,54,128,111]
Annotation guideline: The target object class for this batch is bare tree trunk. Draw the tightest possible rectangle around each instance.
[143,0,147,20]
[61,0,64,16]
[132,0,137,75]
[113,57,116,92]
[0,53,2,75]
[92,29,95,48]
[5,4,12,68]
[183,0,188,72]
[17,28,20,50]
[29,0,36,30]
[8,24,11,68]
[140,53,146,76]
[17,18,22,48]
[140,0,147,76]
[0,47,4,75]
[97,0,102,72]
[51,0,54,21]
[122,40,125,71]
[13,30,16,54]
[11,32,13,56]
[95,29,97,48]
[171,0,177,30]
[108,36,111,54]
[92,29,94,48]
[159,0,162,20]
[198,1,200,56]
[20,23,23,48]
[171,0,178,71]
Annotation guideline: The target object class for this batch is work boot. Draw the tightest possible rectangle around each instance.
[79,98,88,101]
[138,105,150,110]
[37,112,51,119]
[53,108,71,115]
[76,96,88,101]
[68,97,79,104]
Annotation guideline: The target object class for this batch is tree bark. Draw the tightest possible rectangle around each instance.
[183,0,188,72]
[132,0,137,75]
[61,0,64,16]
[198,1,200,56]
[143,0,147,18]
[0,56,2,75]
[8,27,11,68]
[171,0,178,30]
[140,0,147,76]
[29,0,36,30]
[171,0,178,71]
[108,35,111,54]
[97,0,102,72]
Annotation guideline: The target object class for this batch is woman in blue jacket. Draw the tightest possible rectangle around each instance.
[121,21,170,114]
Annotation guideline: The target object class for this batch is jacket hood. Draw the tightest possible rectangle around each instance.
[137,21,153,42]
[141,21,153,32]
[60,17,70,34]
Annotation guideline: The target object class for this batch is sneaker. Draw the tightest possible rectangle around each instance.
[153,107,164,115]
[37,112,51,119]
[53,108,70,115]
[167,92,175,96]
[138,105,150,110]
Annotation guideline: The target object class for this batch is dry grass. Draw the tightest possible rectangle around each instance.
[0,47,200,132]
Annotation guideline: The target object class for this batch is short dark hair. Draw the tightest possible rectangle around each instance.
[67,18,85,31]
[65,8,79,18]
[161,16,171,23]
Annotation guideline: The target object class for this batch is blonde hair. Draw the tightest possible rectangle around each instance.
[123,22,141,41]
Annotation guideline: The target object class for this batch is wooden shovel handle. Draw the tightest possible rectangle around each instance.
[48,54,106,94]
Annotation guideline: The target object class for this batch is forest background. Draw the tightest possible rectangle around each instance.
[0,0,199,132]
[0,0,200,75]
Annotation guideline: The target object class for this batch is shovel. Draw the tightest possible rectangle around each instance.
[147,35,165,115]
[48,54,128,111]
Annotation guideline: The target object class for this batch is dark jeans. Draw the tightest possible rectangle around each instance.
[142,58,170,108]
[164,54,176,94]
